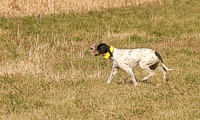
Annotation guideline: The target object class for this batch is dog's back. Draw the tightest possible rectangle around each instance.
[113,48,156,61]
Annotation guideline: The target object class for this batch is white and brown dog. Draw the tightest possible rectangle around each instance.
[90,43,173,86]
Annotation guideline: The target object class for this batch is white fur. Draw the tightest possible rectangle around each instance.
[107,48,173,86]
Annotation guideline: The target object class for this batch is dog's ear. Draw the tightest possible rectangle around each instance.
[95,40,102,48]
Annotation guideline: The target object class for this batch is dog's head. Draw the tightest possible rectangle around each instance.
[90,43,111,57]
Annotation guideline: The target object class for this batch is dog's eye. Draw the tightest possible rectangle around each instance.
[90,47,94,50]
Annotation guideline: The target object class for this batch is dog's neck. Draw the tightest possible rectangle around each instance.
[103,46,114,60]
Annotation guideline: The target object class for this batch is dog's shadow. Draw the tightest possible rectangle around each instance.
[115,79,170,87]
[115,81,132,85]
[115,78,152,85]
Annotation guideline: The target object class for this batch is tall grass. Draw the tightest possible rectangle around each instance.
[0,0,159,17]
[0,0,200,119]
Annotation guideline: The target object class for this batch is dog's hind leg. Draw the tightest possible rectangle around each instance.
[141,67,155,81]
[140,63,156,81]
[156,66,167,80]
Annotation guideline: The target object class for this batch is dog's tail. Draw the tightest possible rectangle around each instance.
[155,51,174,71]
[161,63,174,71]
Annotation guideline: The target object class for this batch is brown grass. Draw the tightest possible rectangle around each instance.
[0,0,199,119]
[0,0,159,17]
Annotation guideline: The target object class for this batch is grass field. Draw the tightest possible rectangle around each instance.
[0,0,200,119]
[0,0,158,17]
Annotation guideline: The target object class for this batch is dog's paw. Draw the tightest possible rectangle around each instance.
[133,82,138,87]
[106,81,111,84]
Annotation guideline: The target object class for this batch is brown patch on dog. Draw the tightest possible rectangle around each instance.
[90,44,100,57]
[90,49,99,56]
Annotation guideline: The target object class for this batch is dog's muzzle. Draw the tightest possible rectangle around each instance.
[89,46,98,57]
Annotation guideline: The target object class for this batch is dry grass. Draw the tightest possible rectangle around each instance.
[0,0,200,119]
[0,0,160,17]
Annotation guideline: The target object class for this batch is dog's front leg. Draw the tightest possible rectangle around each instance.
[124,68,138,86]
[107,64,119,84]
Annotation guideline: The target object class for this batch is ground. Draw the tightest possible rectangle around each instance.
[0,0,199,119]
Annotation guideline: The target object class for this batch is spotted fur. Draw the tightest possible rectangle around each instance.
[90,43,173,86]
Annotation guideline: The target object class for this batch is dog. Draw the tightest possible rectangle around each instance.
[90,43,173,86]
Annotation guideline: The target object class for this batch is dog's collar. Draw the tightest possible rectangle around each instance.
[104,46,114,59]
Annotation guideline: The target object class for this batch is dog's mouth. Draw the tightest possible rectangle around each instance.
[91,54,96,58]
[89,50,98,57]
[91,53,100,58]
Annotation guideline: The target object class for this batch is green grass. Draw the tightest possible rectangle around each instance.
[0,0,200,119]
